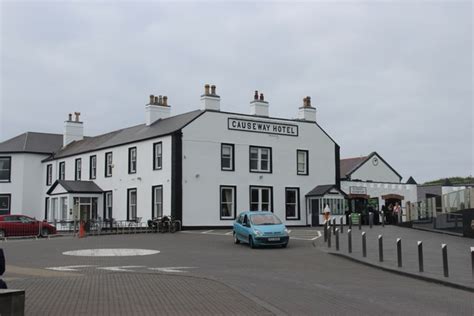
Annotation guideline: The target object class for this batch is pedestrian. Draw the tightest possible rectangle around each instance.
[323,204,331,224]
[393,202,401,225]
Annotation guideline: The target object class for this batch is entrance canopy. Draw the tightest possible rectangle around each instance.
[306,185,347,198]
[47,180,103,196]
[382,194,404,200]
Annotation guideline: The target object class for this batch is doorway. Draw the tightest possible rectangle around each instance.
[311,199,320,227]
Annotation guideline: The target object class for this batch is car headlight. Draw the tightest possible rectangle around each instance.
[284,228,290,235]
[254,229,263,236]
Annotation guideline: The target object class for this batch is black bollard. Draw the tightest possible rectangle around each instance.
[397,238,402,267]
[332,218,336,234]
[340,217,344,234]
[335,228,340,251]
[348,229,352,253]
[381,212,384,227]
[418,241,424,272]
[369,212,373,228]
[324,222,328,242]
[349,215,352,230]
[362,232,367,257]
[442,244,449,277]
[358,216,362,230]
[378,235,383,262]
[327,227,332,248]
[471,247,474,280]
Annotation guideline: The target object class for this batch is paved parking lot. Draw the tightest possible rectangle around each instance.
[1,229,473,315]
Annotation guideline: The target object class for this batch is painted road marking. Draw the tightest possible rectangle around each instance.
[46,265,96,272]
[149,267,196,273]
[62,248,160,257]
[98,266,146,272]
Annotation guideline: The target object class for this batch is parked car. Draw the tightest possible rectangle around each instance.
[233,211,289,248]
[0,215,56,238]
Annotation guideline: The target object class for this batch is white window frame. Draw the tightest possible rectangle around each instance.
[50,197,58,221]
[249,186,272,212]
[285,188,299,220]
[129,147,137,174]
[59,162,65,180]
[0,157,11,182]
[90,155,97,179]
[105,152,113,177]
[249,146,271,173]
[75,158,82,180]
[104,191,113,220]
[152,186,163,219]
[221,144,234,171]
[60,197,68,221]
[153,142,162,170]
[220,186,236,220]
[128,188,137,221]
[297,150,308,175]
[46,164,53,185]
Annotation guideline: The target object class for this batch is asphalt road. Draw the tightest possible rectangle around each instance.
[1,229,473,315]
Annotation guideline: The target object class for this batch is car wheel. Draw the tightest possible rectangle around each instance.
[41,228,49,237]
[0,230,5,239]
[233,232,240,244]
[249,236,256,249]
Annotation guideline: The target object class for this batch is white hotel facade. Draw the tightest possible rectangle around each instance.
[0,85,345,227]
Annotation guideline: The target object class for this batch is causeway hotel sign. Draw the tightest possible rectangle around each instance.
[228,118,298,136]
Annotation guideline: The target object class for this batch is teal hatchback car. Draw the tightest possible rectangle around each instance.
[233,211,289,248]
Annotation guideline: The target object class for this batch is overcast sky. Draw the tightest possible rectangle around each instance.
[1,0,472,183]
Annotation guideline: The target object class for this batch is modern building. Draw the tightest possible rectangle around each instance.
[0,85,346,228]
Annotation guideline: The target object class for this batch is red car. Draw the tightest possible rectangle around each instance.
[0,215,56,238]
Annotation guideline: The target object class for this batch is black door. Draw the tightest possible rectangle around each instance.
[311,199,320,227]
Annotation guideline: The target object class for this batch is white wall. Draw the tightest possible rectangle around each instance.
[341,180,418,210]
[181,111,337,227]
[42,135,172,222]
[0,153,49,219]
[350,154,401,183]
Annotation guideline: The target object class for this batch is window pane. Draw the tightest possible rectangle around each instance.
[0,158,10,170]
[250,148,258,159]
[286,205,296,218]
[261,149,269,159]
[261,160,268,171]
[222,146,231,156]
[286,190,296,203]
[261,203,270,211]
[222,158,231,169]
[251,189,259,203]
[250,203,259,211]
[250,159,258,170]
[262,189,269,203]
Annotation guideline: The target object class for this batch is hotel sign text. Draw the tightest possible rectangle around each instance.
[228,118,298,136]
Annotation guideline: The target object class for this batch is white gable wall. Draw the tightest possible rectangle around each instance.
[350,154,401,183]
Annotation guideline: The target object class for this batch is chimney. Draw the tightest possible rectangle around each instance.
[200,84,220,111]
[298,96,316,122]
[145,93,171,126]
[63,112,84,146]
[250,90,269,117]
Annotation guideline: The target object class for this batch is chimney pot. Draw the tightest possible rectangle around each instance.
[149,95,154,104]
[68,113,72,121]
[306,96,311,107]
[204,84,210,95]
[163,96,168,106]
[158,95,163,105]
[259,93,264,101]
[210,85,216,95]
[74,112,81,122]
[154,96,158,105]
[254,90,259,100]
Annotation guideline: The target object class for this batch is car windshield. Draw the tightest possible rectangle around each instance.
[250,214,282,225]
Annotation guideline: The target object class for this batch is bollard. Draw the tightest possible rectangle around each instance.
[471,247,474,280]
[442,244,449,277]
[327,227,332,248]
[378,235,383,262]
[397,238,402,267]
[324,222,328,242]
[348,229,352,253]
[332,218,336,234]
[362,232,367,257]
[369,212,373,228]
[349,215,352,230]
[381,212,384,227]
[335,228,340,251]
[418,241,424,272]
[358,216,362,230]
[340,217,344,234]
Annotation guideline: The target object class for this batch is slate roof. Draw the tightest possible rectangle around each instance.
[340,156,367,179]
[47,180,103,195]
[406,176,417,185]
[46,110,203,160]
[306,184,347,197]
[0,132,63,154]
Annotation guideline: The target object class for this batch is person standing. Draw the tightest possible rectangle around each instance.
[393,202,401,225]
[323,204,331,223]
